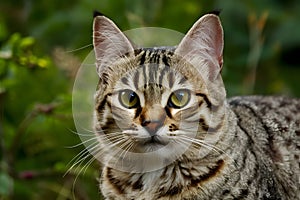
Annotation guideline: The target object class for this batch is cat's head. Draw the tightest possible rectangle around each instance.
[93,12,226,172]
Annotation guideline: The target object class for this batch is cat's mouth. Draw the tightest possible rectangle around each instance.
[138,135,170,153]
[143,135,168,146]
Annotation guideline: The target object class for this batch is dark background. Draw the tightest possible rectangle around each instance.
[1,0,299,199]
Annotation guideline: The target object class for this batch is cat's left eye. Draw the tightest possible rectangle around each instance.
[119,89,140,109]
[168,89,191,109]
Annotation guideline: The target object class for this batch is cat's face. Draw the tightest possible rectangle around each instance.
[101,51,207,153]
[93,13,226,171]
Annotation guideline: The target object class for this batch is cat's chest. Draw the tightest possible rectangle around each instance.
[101,158,228,200]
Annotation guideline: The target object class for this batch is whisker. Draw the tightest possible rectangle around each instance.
[66,140,98,168]
[65,141,100,176]
[107,139,132,168]
[178,135,221,153]
[81,127,104,134]
[66,134,127,175]
[118,141,135,168]
[70,151,99,199]
[65,136,99,148]
[176,135,236,164]
[179,125,237,137]
[79,153,97,176]
[65,43,93,53]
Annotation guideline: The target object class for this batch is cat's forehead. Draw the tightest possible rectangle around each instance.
[116,47,193,92]
[135,46,175,55]
[134,47,175,66]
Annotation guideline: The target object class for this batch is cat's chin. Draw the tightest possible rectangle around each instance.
[135,135,169,153]
[142,143,166,153]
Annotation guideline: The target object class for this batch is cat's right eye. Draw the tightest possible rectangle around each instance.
[119,89,140,109]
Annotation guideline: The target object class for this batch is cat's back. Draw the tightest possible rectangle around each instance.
[228,96,300,199]
[228,96,300,135]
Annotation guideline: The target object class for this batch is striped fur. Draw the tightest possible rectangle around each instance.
[92,14,300,199]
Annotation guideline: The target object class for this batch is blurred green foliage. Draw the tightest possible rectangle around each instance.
[0,0,299,199]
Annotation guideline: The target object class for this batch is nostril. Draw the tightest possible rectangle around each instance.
[141,120,151,127]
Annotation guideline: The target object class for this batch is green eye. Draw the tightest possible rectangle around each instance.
[168,89,191,109]
[119,89,140,109]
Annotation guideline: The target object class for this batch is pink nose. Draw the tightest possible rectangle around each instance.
[142,120,163,135]
[140,104,166,135]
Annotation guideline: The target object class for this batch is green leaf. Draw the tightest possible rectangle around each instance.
[19,37,35,49]
[0,172,14,196]
[37,58,50,68]
[0,20,8,41]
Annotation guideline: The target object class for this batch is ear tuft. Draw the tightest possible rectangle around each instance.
[93,10,104,18]
[208,10,221,16]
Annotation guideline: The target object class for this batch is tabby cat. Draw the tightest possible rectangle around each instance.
[92,11,300,199]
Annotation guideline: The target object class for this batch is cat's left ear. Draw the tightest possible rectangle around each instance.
[93,13,134,77]
[175,13,223,81]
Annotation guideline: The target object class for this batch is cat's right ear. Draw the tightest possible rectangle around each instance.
[93,14,134,77]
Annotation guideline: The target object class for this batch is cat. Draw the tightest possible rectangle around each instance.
[92,11,300,200]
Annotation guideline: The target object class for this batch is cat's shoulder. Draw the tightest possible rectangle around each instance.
[228,95,300,115]
[227,95,300,136]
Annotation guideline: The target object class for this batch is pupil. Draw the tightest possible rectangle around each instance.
[129,93,135,103]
